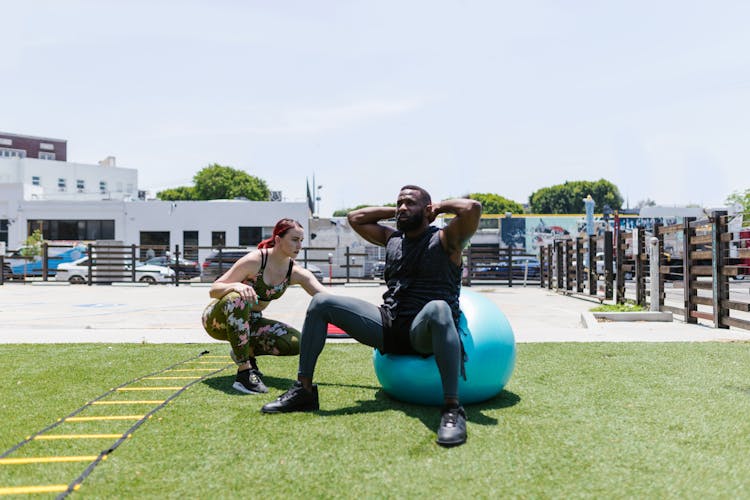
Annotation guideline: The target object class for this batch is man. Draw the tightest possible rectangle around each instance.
[261,185,481,447]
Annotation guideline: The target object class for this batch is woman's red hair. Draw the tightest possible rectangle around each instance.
[257,218,303,249]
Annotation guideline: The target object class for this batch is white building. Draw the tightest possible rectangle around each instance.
[0,153,310,261]
[0,157,138,202]
[0,194,309,263]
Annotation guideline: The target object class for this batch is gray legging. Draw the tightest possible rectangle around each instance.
[299,294,462,400]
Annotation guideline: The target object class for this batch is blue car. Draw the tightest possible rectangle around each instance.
[11,246,87,277]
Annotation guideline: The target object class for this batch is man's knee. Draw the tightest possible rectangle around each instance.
[307,293,341,314]
[422,300,453,325]
[307,292,327,312]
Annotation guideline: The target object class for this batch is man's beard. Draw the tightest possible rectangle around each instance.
[396,212,424,232]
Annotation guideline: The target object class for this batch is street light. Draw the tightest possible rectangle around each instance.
[316,185,323,217]
[583,195,595,236]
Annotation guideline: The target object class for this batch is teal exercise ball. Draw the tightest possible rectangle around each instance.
[373,289,516,406]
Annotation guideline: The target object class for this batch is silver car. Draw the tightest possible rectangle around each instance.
[56,257,175,284]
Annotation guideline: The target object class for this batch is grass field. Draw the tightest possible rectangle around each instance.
[2,342,750,498]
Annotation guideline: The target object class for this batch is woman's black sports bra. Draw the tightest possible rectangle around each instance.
[244,249,293,302]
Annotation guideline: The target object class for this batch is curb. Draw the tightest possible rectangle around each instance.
[580,312,599,330]
[591,311,673,322]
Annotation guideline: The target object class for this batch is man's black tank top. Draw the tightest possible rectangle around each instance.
[380,226,462,354]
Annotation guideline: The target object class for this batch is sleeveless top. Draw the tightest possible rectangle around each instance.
[244,249,294,302]
[380,226,462,354]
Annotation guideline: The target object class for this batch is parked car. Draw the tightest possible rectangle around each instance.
[201,248,325,283]
[4,247,34,268]
[11,246,87,278]
[368,261,385,280]
[595,251,674,281]
[303,262,324,282]
[144,256,201,278]
[733,228,749,280]
[498,256,541,279]
[472,257,540,279]
[2,261,11,281]
[200,249,250,282]
[55,257,175,284]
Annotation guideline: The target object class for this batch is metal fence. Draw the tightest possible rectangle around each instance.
[0,243,372,286]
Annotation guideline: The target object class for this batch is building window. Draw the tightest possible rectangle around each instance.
[32,176,40,186]
[0,148,26,158]
[126,183,134,194]
[58,178,66,192]
[76,179,85,192]
[212,231,226,248]
[140,231,170,260]
[39,143,55,151]
[39,152,56,160]
[239,227,263,247]
[0,219,8,246]
[29,220,115,240]
[183,231,199,261]
[99,181,107,194]
[0,138,11,146]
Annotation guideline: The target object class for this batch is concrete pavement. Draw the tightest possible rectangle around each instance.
[1,282,749,344]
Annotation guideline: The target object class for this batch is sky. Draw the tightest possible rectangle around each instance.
[2,0,749,216]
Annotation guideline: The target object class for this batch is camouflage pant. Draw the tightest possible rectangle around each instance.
[201,292,300,364]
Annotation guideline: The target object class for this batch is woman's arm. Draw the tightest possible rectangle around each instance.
[208,251,262,302]
[291,265,328,296]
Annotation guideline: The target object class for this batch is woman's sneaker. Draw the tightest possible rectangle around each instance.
[232,369,268,394]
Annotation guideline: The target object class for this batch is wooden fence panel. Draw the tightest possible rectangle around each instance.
[539,213,749,332]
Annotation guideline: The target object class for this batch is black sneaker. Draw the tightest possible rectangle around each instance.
[436,405,467,447]
[261,381,319,413]
[232,369,268,394]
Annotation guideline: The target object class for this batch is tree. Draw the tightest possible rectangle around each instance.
[528,179,623,214]
[157,186,197,201]
[726,188,750,211]
[467,193,524,214]
[19,229,44,278]
[20,229,44,259]
[157,164,270,201]
[726,188,750,224]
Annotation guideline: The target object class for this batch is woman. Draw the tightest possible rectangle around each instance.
[202,218,327,394]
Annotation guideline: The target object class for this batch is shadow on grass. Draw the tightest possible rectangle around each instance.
[202,374,521,433]
[202,374,299,394]
[317,388,520,432]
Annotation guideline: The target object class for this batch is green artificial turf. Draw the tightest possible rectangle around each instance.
[2,342,750,498]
